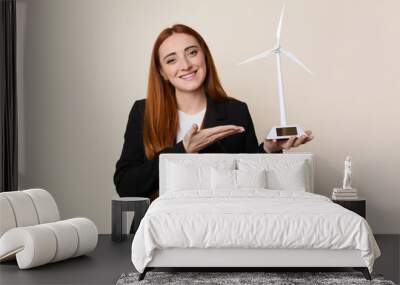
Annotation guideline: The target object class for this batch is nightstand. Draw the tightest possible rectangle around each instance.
[112,197,150,242]
[332,198,366,218]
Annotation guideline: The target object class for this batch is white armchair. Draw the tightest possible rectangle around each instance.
[0,189,98,269]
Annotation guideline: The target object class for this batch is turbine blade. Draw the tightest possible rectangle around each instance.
[237,48,275,65]
[281,49,313,74]
[276,5,285,45]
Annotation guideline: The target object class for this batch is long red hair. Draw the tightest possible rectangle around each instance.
[143,24,231,160]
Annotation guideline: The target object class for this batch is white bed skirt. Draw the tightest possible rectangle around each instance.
[148,248,366,268]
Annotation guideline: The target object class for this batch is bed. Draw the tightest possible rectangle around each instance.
[131,153,381,281]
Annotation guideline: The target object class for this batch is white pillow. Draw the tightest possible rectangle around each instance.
[211,168,236,190]
[266,163,306,191]
[237,159,308,191]
[166,160,235,192]
[211,168,267,190]
[237,169,267,189]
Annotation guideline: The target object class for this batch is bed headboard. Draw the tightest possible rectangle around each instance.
[159,153,314,196]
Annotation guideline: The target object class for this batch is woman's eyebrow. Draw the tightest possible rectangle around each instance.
[162,45,199,60]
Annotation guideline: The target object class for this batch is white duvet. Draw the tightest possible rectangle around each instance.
[131,190,380,273]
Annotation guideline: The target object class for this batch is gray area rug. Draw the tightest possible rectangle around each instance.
[116,271,396,285]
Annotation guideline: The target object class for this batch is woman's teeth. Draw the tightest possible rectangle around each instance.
[180,71,196,80]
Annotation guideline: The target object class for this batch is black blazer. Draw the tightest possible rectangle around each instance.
[113,95,270,198]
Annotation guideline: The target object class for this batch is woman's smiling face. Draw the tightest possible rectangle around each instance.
[158,33,207,94]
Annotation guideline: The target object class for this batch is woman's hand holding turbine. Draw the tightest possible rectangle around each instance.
[263,130,314,153]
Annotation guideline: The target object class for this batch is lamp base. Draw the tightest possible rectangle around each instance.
[266,125,305,140]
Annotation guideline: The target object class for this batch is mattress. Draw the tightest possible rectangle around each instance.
[131,190,380,273]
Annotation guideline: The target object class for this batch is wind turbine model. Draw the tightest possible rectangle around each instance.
[238,5,312,140]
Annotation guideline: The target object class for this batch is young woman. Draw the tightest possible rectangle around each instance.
[113,24,313,201]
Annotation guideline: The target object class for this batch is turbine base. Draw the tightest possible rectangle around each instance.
[266,125,305,140]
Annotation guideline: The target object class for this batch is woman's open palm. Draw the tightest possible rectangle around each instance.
[183,124,245,153]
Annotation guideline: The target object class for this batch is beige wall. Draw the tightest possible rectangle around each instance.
[16,0,400,234]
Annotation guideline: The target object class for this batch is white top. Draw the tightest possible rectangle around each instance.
[176,108,206,143]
